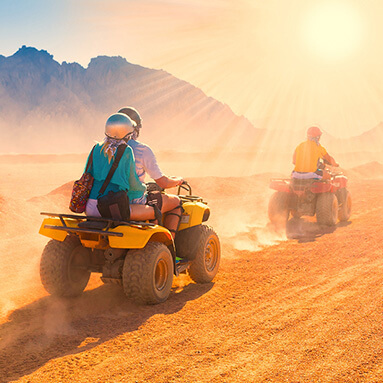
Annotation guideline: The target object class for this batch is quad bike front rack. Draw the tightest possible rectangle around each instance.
[177,182,206,203]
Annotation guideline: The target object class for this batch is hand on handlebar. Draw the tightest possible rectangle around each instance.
[176,180,192,196]
[171,176,185,186]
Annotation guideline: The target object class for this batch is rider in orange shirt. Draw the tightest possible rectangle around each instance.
[292,126,339,179]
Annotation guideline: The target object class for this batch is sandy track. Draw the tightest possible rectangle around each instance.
[1,175,383,382]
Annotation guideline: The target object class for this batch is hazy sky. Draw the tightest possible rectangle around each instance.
[1,0,383,138]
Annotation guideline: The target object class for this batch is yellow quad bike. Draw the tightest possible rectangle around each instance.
[39,183,220,305]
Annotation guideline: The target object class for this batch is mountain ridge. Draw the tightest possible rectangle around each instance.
[0,46,258,153]
[0,46,382,157]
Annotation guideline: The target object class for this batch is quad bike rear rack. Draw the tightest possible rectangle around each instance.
[40,212,155,237]
[41,212,192,277]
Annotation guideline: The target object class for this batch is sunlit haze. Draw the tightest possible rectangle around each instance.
[1,0,383,139]
[1,5,383,378]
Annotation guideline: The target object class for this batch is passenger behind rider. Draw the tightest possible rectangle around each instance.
[292,126,339,180]
[85,113,159,222]
[117,106,184,238]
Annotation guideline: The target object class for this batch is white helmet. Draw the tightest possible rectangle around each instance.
[105,113,136,140]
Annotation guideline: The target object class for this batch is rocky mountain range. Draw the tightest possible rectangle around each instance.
[0,46,382,161]
[0,46,259,154]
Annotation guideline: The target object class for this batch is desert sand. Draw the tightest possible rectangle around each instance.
[0,156,383,382]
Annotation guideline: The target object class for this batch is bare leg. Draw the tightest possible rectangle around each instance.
[161,194,182,238]
[130,204,155,221]
[130,195,182,238]
[164,207,182,238]
[161,194,180,212]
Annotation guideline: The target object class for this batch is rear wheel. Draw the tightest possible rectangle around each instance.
[290,210,301,219]
[316,193,339,226]
[188,225,220,284]
[40,236,91,297]
[268,192,289,228]
[337,189,352,221]
[122,242,173,305]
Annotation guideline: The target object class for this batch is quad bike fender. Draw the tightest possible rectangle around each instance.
[331,175,348,190]
[311,175,348,193]
[178,201,210,231]
[39,217,73,241]
[108,225,172,249]
[39,217,173,249]
[269,179,291,193]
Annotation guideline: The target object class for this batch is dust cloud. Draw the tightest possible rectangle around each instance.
[1,151,380,323]
[0,160,80,323]
[0,153,287,322]
[0,196,52,321]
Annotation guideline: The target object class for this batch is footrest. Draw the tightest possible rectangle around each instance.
[175,259,191,275]
[100,277,122,285]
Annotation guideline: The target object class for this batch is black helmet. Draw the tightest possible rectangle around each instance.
[118,106,142,128]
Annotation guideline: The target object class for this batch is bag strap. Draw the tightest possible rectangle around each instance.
[98,144,127,198]
[85,145,96,173]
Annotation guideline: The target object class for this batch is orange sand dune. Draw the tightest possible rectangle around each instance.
[0,159,383,382]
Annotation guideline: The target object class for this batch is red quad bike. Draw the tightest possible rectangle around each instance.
[268,167,352,227]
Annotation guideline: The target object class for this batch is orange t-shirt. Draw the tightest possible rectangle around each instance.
[293,140,327,172]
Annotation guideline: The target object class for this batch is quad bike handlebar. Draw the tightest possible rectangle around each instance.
[146,180,203,202]
[146,181,192,195]
[177,181,192,196]
[323,165,344,178]
[318,159,343,178]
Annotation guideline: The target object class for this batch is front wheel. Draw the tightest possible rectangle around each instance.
[40,236,91,297]
[316,193,339,226]
[188,225,220,284]
[122,242,173,305]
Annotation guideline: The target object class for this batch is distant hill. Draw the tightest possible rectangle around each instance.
[0,46,259,153]
[0,46,382,159]
[347,161,383,179]
[324,123,383,155]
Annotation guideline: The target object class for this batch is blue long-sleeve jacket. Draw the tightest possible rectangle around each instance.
[85,143,146,201]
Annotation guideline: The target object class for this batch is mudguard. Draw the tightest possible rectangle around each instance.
[178,201,210,231]
[269,179,291,193]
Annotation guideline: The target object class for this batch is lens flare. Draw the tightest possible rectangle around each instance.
[302,1,364,60]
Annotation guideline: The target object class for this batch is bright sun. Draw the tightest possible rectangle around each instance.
[302,2,363,60]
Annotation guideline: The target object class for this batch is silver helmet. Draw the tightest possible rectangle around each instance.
[104,113,136,140]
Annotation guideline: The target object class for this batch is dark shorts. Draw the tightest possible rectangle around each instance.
[146,191,163,211]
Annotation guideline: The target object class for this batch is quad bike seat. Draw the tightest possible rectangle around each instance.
[78,220,109,230]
